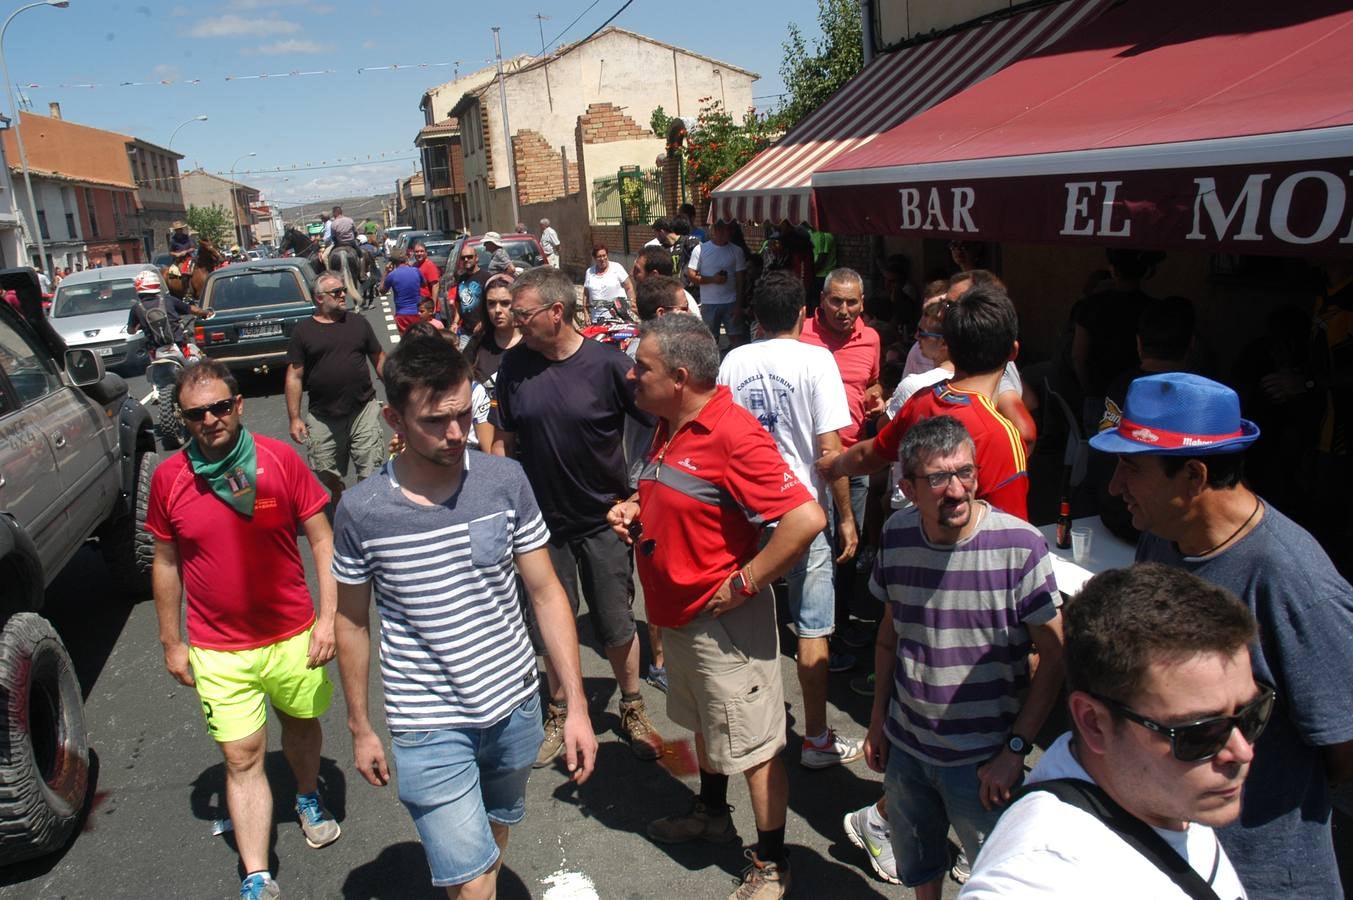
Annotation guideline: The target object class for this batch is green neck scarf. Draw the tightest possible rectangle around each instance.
[186,426,258,517]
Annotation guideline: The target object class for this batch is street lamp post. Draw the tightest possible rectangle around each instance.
[0,0,70,273]
[168,114,207,151]
[229,151,255,248]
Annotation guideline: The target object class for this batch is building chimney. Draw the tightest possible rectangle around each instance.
[48,102,60,120]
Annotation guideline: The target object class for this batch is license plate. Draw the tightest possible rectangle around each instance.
[239,322,282,339]
[95,346,113,357]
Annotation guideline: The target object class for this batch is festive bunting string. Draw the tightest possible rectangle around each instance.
[30,59,493,91]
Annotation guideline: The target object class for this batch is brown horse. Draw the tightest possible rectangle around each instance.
[162,237,226,300]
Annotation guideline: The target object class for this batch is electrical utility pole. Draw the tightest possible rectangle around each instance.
[534,13,550,54]
[491,26,520,231]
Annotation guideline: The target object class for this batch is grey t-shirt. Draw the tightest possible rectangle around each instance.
[331,452,550,731]
[1138,503,1353,897]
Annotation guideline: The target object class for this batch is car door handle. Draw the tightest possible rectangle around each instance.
[51,432,66,449]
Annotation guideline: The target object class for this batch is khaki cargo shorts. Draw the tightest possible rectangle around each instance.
[305,398,385,482]
[664,588,786,775]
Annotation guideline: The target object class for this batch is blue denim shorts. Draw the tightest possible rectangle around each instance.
[391,694,544,886]
[883,743,1005,887]
[785,527,835,638]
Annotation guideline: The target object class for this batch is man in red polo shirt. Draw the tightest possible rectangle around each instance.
[825,281,1029,521]
[799,267,882,652]
[149,359,340,900]
[608,314,824,900]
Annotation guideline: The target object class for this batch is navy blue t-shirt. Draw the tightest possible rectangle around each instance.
[496,338,651,540]
[382,264,423,316]
[1139,503,1353,898]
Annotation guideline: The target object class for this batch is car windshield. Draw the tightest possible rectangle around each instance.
[474,240,542,268]
[207,270,306,310]
[51,280,138,318]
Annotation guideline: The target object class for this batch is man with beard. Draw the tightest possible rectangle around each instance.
[286,272,386,504]
[861,415,1064,900]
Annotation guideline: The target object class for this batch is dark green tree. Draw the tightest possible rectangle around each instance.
[773,0,864,130]
[185,203,231,247]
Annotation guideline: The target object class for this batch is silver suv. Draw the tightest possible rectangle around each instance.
[0,268,157,865]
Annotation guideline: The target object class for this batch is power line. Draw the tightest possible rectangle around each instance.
[574,0,636,45]
[537,0,604,56]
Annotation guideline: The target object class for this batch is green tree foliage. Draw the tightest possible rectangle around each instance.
[773,0,863,131]
[684,100,777,204]
[186,204,230,247]
[650,105,671,137]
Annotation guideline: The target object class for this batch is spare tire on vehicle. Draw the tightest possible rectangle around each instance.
[0,613,88,865]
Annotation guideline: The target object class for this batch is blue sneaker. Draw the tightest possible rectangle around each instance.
[645,664,669,694]
[295,792,341,848]
[240,873,280,900]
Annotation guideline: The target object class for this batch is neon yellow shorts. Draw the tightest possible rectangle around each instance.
[189,627,333,744]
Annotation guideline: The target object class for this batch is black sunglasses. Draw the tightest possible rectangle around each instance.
[181,398,236,422]
[1090,684,1275,762]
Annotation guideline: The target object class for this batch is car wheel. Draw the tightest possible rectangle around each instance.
[157,398,185,451]
[98,451,159,598]
[0,613,89,866]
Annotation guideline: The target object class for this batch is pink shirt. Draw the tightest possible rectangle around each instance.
[799,314,880,446]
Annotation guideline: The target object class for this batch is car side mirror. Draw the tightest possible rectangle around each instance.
[65,347,104,386]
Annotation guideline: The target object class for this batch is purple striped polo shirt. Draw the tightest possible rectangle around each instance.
[869,501,1059,765]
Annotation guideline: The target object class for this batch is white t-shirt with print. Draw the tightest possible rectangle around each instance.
[687,241,747,306]
[959,733,1246,900]
[717,338,850,504]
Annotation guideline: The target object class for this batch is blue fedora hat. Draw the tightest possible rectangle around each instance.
[1088,373,1260,456]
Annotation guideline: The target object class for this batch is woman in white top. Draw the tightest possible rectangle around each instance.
[583,243,635,324]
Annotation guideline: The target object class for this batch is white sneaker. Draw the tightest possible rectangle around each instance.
[800,729,865,769]
[843,805,900,885]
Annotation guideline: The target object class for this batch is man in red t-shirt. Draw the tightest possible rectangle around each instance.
[411,241,441,305]
[148,360,340,900]
[607,314,824,898]
[824,282,1030,521]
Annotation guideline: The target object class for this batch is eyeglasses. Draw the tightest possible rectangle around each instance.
[181,397,236,422]
[916,329,944,340]
[459,254,478,261]
[1090,684,1275,762]
[914,464,978,491]
[510,305,550,322]
[318,288,346,297]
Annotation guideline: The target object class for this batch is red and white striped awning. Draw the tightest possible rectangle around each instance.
[708,0,1114,226]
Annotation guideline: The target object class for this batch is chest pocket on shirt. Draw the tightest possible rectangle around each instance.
[468,513,509,567]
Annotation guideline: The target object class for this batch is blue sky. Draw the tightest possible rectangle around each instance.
[3,0,825,208]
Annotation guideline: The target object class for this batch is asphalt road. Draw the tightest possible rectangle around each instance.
[0,297,950,899]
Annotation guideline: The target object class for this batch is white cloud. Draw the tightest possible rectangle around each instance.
[241,39,334,56]
[185,15,300,38]
[153,63,181,80]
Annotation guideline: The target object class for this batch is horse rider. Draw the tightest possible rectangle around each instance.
[326,206,362,286]
[168,220,195,277]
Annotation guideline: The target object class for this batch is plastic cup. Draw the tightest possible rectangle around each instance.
[1070,527,1092,564]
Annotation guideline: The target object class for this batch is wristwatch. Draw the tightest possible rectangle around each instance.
[1006,734,1033,756]
[729,570,758,598]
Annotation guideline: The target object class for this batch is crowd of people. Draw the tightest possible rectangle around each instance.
[145,217,1353,900]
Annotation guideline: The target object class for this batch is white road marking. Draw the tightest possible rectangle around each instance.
[389,334,400,344]
[386,323,397,331]
[541,871,598,900]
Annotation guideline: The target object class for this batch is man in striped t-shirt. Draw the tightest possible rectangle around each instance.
[862,416,1064,900]
[332,336,596,896]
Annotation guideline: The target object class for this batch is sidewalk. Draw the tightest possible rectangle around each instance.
[501,577,968,899]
